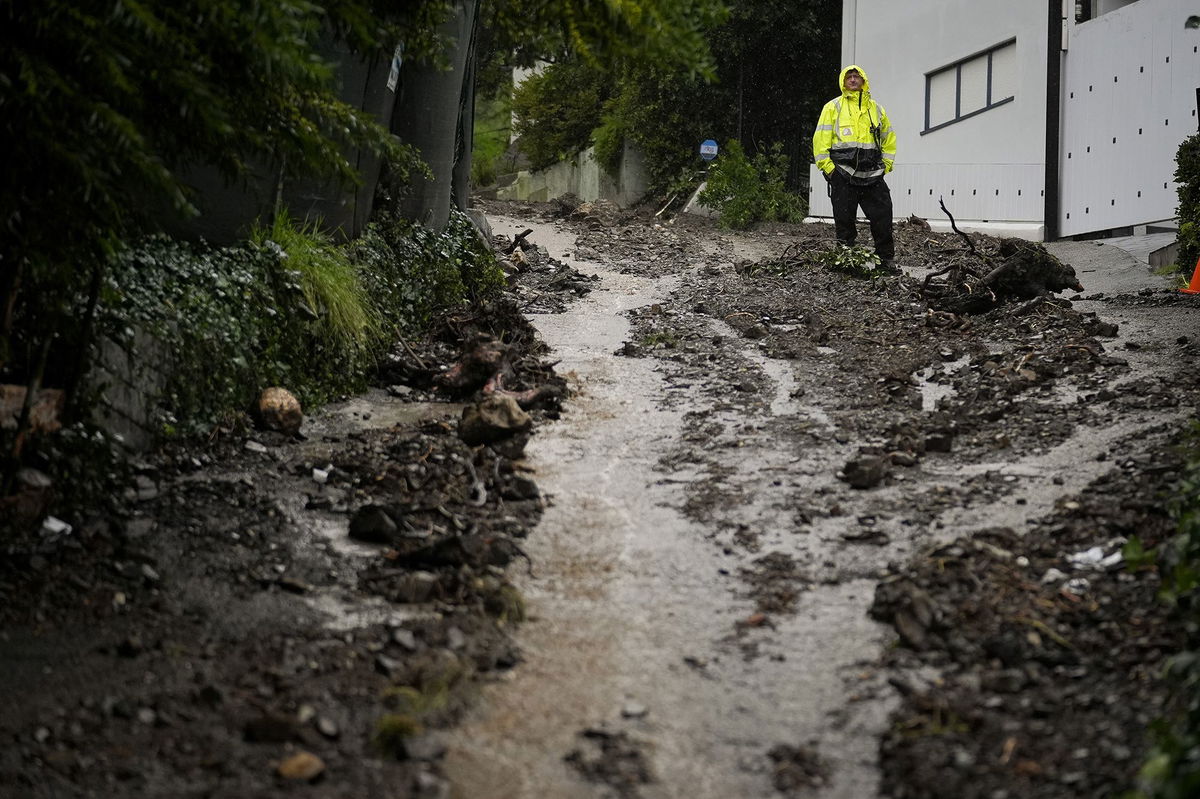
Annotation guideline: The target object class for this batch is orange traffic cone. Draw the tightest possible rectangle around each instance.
[1183,256,1200,295]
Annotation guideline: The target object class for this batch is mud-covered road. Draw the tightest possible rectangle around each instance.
[3,200,1199,799]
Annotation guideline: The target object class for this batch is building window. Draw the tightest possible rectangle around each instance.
[1076,1,1139,24]
[922,39,1016,134]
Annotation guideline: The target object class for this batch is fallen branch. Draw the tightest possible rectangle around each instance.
[938,196,977,256]
[503,229,533,255]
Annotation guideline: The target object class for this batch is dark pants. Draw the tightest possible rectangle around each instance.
[830,174,894,260]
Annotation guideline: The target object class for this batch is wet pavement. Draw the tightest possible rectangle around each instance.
[442,209,1198,799]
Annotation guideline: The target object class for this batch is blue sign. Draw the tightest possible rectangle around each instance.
[699,139,719,161]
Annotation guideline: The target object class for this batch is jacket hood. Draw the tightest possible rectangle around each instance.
[839,64,870,95]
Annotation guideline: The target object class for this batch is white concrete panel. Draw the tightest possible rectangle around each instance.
[1060,0,1198,235]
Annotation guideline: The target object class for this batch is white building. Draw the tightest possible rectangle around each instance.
[809,0,1200,241]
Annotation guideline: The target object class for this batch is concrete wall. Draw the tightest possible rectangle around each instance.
[1059,0,1200,236]
[496,143,650,208]
[91,332,172,451]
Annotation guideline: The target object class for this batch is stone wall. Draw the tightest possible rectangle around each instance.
[496,143,649,208]
[91,331,172,451]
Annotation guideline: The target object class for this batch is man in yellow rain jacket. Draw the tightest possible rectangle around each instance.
[813,65,898,271]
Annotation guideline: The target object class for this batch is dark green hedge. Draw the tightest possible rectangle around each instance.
[1175,134,1200,275]
[99,210,503,437]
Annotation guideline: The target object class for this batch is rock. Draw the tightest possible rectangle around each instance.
[840,455,889,489]
[501,475,540,501]
[277,751,325,781]
[348,504,398,544]
[489,431,531,459]
[117,635,145,657]
[404,735,448,762]
[621,702,649,719]
[924,431,955,453]
[375,653,403,677]
[243,713,298,743]
[743,323,769,340]
[445,627,466,651]
[391,627,419,651]
[316,716,340,739]
[392,571,441,604]
[458,396,532,446]
[254,387,303,435]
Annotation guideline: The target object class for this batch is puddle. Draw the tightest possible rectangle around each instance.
[914,355,969,412]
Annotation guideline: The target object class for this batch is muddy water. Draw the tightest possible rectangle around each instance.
[442,218,1191,798]
[442,218,892,798]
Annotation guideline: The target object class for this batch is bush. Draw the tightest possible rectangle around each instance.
[815,243,886,278]
[1175,134,1200,276]
[1131,426,1200,798]
[96,208,504,438]
[511,60,609,171]
[351,210,505,340]
[100,232,375,436]
[471,90,516,187]
[251,211,382,355]
[699,140,806,229]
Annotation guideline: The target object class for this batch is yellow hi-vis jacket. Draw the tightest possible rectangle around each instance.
[813,64,896,185]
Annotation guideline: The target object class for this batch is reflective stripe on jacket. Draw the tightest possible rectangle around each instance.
[813,64,896,185]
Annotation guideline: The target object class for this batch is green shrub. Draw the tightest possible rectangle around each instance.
[101,233,374,435]
[251,211,381,354]
[699,140,806,230]
[96,209,503,438]
[471,91,516,187]
[1176,135,1200,276]
[351,210,505,339]
[815,243,886,278]
[1130,425,1200,799]
[511,59,609,171]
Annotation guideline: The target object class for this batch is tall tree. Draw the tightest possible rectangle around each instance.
[393,0,480,231]
[0,0,428,381]
[391,0,731,227]
[502,0,839,194]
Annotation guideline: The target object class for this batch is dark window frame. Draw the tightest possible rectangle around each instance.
[922,38,1017,135]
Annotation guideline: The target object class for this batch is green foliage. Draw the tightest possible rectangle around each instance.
[816,244,886,278]
[491,0,838,196]
[0,0,431,396]
[641,330,681,349]
[603,64,726,190]
[1131,425,1200,799]
[481,0,729,77]
[699,140,805,229]
[251,211,381,354]
[1176,135,1200,276]
[373,713,424,757]
[350,210,505,339]
[471,90,517,187]
[511,59,610,171]
[94,208,501,437]
[100,235,374,435]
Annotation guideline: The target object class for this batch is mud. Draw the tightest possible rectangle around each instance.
[2,197,1199,799]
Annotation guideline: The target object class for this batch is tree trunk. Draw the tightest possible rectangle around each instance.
[392,0,479,230]
[451,3,480,214]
